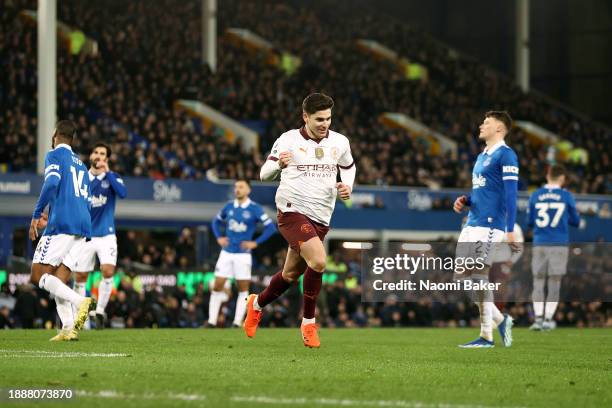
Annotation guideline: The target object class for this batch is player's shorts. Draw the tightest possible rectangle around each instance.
[277,210,330,252]
[531,245,569,277]
[214,250,252,280]
[455,226,505,269]
[33,234,87,268]
[66,234,118,272]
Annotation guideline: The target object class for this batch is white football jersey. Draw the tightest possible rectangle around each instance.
[268,127,354,225]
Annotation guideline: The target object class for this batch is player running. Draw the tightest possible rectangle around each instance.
[527,164,580,331]
[453,111,519,349]
[244,93,356,348]
[71,142,127,329]
[207,179,277,328]
[29,120,94,341]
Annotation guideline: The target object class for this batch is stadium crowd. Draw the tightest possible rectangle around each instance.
[1,0,610,192]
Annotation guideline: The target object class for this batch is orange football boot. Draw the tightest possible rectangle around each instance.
[301,323,320,348]
[243,294,262,338]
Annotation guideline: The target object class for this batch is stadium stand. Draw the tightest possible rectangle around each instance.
[1,0,610,192]
[0,1,610,329]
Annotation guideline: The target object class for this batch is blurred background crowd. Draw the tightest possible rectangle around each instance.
[1,0,610,192]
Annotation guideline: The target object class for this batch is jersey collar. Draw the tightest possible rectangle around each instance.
[234,198,251,208]
[483,140,507,155]
[544,183,562,189]
[88,170,106,181]
[54,143,73,152]
[299,126,328,144]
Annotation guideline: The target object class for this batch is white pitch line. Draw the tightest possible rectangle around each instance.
[76,390,206,402]
[231,395,527,408]
[0,349,131,358]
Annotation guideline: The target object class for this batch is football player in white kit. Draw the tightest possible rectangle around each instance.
[243,93,356,348]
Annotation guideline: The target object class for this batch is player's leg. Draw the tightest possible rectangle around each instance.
[232,253,253,327]
[93,235,118,326]
[298,236,326,348]
[32,235,90,312]
[31,261,74,340]
[256,246,305,308]
[61,238,95,331]
[73,272,89,329]
[94,264,115,327]
[208,250,233,327]
[457,227,506,348]
[244,246,305,338]
[530,246,547,330]
[233,279,250,327]
[543,247,568,330]
[207,276,228,327]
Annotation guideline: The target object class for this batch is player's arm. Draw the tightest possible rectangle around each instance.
[211,205,229,247]
[501,151,520,249]
[30,155,61,240]
[336,140,355,200]
[99,158,127,198]
[260,135,291,181]
[567,194,580,227]
[106,172,127,198]
[241,207,277,250]
[255,209,277,245]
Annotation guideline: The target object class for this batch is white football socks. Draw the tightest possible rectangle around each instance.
[208,291,225,325]
[55,297,74,330]
[253,295,262,311]
[96,277,113,315]
[73,281,89,329]
[532,277,545,318]
[233,291,249,326]
[491,303,504,326]
[545,278,561,321]
[39,273,84,306]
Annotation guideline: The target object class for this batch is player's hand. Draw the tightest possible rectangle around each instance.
[453,196,468,213]
[506,232,522,253]
[336,182,352,200]
[98,158,110,173]
[217,237,229,248]
[39,212,48,229]
[240,241,258,250]
[29,218,40,241]
[278,152,292,169]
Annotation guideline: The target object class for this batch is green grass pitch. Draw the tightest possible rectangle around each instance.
[0,328,610,407]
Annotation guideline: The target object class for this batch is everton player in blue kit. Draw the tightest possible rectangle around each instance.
[527,164,580,331]
[453,111,519,348]
[72,142,127,329]
[207,179,277,328]
[29,120,94,341]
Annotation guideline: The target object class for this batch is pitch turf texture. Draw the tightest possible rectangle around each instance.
[1,328,610,408]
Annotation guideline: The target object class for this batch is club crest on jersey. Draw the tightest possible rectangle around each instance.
[472,174,487,188]
[331,147,339,160]
[101,180,110,189]
[315,147,324,159]
[483,158,491,167]
[242,211,251,219]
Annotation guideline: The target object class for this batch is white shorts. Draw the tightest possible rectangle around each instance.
[33,234,87,269]
[456,226,505,267]
[66,234,118,272]
[532,246,569,277]
[214,250,252,280]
